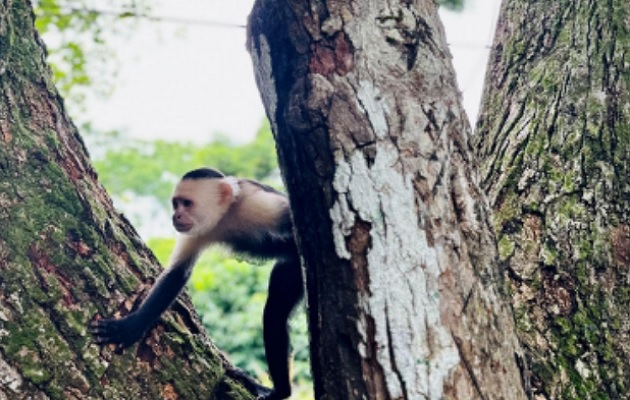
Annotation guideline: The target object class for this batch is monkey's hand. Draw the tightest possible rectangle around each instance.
[89,313,147,352]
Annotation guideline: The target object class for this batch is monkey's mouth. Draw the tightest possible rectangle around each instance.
[174,223,193,233]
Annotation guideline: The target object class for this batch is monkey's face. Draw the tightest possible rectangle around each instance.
[171,178,234,236]
[171,196,195,233]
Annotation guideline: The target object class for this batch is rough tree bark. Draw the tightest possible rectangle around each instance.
[0,2,257,399]
[248,1,527,399]
[474,0,630,398]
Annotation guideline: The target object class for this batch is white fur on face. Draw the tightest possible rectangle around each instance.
[172,179,233,236]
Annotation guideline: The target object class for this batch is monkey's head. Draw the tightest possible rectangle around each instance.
[171,168,240,236]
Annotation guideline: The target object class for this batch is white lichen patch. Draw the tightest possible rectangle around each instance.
[575,358,592,379]
[330,143,459,399]
[0,357,23,392]
[356,81,389,139]
[329,203,354,260]
[321,15,343,37]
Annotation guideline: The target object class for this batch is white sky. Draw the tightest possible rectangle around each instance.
[84,0,501,144]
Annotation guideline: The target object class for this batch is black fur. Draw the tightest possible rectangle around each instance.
[182,167,225,180]
[263,259,303,399]
[226,206,296,261]
[243,179,285,196]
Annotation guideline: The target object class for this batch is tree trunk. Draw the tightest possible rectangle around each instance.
[474,0,630,398]
[247,1,527,399]
[0,2,256,399]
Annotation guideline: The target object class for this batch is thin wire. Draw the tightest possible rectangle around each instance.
[36,3,500,42]
[36,4,246,29]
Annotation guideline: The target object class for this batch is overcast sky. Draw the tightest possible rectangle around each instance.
[84,0,501,143]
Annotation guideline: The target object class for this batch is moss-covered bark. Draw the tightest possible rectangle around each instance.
[0,1,256,398]
[474,0,630,398]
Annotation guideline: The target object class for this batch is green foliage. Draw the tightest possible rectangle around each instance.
[93,122,279,206]
[33,0,147,108]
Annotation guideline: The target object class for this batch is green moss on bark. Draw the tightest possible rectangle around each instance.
[0,2,259,399]
[475,0,630,398]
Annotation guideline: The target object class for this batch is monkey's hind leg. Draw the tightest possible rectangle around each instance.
[262,260,303,400]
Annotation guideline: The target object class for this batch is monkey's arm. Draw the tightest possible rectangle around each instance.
[90,258,194,350]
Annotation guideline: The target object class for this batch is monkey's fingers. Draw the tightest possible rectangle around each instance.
[89,319,125,344]
[225,366,273,399]
[89,319,117,334]
[88,319,111,333]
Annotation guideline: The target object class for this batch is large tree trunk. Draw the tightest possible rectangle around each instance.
[248,1,527,399]
[0,2,256,399]
[474,0,630,398]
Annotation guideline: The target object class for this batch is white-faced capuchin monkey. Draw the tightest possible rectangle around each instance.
[89,168,302,400]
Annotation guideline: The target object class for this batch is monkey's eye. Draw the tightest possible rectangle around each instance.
[172,198,193,210]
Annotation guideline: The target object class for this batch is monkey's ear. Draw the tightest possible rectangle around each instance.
[217,181,235,205]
